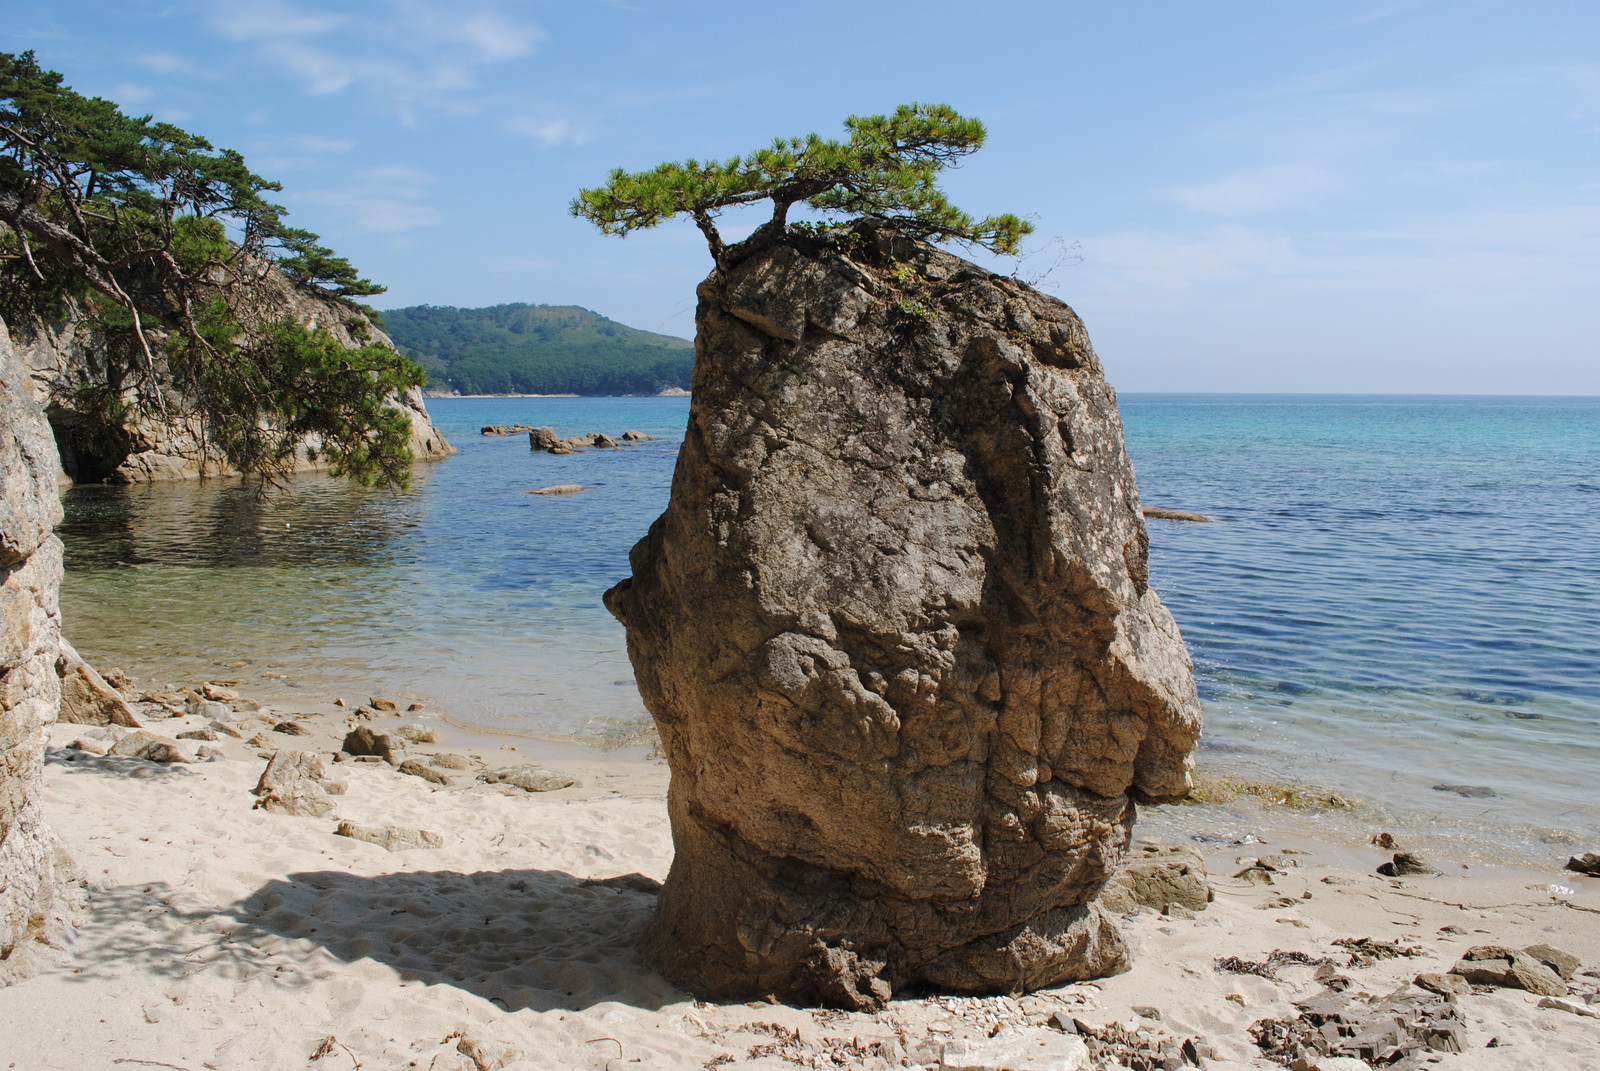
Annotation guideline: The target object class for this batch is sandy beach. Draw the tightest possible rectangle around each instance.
[2,674,1597,1071]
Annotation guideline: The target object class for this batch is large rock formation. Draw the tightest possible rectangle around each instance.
[11,276,454,484]
[605,227,1201,1008]
[0,316,82,983]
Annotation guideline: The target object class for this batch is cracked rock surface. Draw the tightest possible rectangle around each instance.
[605,227,1201,1008]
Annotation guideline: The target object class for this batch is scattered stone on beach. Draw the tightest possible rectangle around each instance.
[1449,946,1568,996]
[66,737,110,756]
[428,753,473,770]
[392,724,437,744]
[406,702,424,712]
[1252,985,1465,1066]
[1415,972,1472,996]
[1432,783,1498,798]
[341,726,404,765]
[477,765,578,792]
[272,720,310,737]
[197,745,226,763]
[397,758,447,785]
[186,695,232,722]
[252,749,336,818]
[107,731,192,764]
[527,484,586,495]
[334,821,443,852]
[1139,505,1212,523]
[1523,943,1583,980]
[55,639,141,727]
[333,696,346,707]
[202,683,239,702]
[368,697,398,712]
[1098,843,1212,915]
[1565,852,1600,877]
[456,1035,523,1071]
[246,733,275,750]
[1377,851,1437,877]
[177,728,220,741]
[1537,996,1600,1020]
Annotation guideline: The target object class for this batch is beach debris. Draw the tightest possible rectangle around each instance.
[368,697,398,712]
[393,724,437,744]
[1251,985,1464,1067]
[252,749,337,817]
[1432,783,1497,798]
[1333,936,1426,968]
[107,730,193,764]
[1377,851,1437,877]
[334,820,443,852]
[456,1034,522,1070]
[341,726,405,765]
[396,758,447,785]
[1098,843,1212,915]
[55,639,142,727]
[1448,945,1568,996]
[478,765,579,792]
[1216,950,1330,980]
[1565,852,1600,876]
[1140,504,1211,523]
[527,484,587,495]
[918,1026,1089,1071]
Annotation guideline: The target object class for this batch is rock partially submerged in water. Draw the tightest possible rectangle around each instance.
[606,227,1201,1008]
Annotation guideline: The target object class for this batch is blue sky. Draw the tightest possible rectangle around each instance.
[7,1,1597,393]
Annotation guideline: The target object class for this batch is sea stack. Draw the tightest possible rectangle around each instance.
[605,225,1201,1009]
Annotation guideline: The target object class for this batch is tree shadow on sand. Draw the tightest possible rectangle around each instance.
[224,866,681,1013]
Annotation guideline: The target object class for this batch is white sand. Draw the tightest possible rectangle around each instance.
[3,700,1598,1071]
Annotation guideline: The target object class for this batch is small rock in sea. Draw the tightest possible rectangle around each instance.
[1140,504,1212,523]
[527,484,587,495]
[393,724,436,744]
[528,426,561,451]
[478,765,579,792]
[1565,852,1600,877]
[429,753,473,770]
[368,697,398,712]
[619,430,657,442]
[272,720,311,736]
[335,821,443,852]
[397,758,447,785]
[1378,852,1437,877]
[592,433,619,448]
[342,726,404,765]
[1433,783,1498,798]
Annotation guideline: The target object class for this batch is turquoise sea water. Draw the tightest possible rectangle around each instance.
[57,394,1599,857]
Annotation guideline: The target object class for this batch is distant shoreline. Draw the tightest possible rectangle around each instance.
[426,391,691,399]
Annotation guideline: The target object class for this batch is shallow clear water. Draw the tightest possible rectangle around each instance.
[57,393,1600,857]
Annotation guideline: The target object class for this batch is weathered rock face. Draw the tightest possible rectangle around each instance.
[605,228,1201,1008]
[11,278,454,484]
[0,316,82,984]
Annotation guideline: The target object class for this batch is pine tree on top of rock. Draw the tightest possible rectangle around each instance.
[569,103,1033,267]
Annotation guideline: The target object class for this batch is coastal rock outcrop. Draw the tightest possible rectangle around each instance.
[604,228,1201,1008]
[0,317,83,983]
[11,277,454,485]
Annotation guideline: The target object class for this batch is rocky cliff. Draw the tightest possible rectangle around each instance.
[12,277,454,484]
[0,316,82,983]
[605,226,1202,1008]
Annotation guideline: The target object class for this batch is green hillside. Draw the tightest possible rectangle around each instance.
[381,303,694,395]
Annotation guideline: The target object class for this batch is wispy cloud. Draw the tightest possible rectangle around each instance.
[508,116,587,146]
[297,165,443,233]
[204,0,542,113]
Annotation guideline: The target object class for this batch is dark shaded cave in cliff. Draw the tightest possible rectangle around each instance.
[45,406,132,484]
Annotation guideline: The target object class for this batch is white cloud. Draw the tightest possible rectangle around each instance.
[1167,164,1344,216]
[509,116,587,146]
[297,165,443,233]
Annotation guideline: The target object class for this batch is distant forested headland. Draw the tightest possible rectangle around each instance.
[382,303,694,395]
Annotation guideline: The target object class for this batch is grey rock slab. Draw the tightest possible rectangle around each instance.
[252,749,335,818]
[107,731,193,764]
[397,758,447,785]
[477,765,578,792]
[335,821,443,852]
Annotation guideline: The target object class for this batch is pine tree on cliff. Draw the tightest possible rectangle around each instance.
[570,103,1033,267]
[0,51,422,488]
